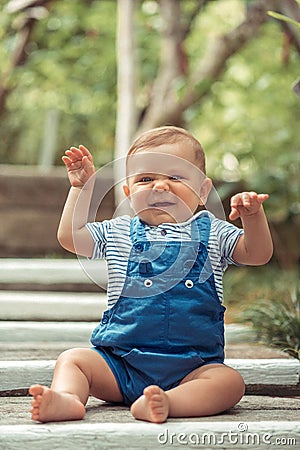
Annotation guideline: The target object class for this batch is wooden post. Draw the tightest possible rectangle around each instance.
[39,108,60,171]
[114,0,137,214]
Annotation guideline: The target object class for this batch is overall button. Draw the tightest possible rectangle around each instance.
[144,279,153,287]
[101,316,109,324]
[134,243,143,252]
[160,229,167,236]
[185,280,194,289]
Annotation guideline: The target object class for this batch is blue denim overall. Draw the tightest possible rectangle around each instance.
[91,213,225,405]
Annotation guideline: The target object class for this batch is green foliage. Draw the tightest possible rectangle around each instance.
[0,0,117,166]
[190,18,300,224]
[0,0,299,233]
[243,279,300,359]
[223,266,290,321]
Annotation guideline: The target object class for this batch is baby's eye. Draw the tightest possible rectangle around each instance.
[169,175,183,181]
[139,176,153,183]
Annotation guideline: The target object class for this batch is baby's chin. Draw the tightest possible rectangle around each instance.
[137,207,193,226]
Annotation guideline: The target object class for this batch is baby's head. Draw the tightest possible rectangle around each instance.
[123,126,211,225]
[126,126,206,174]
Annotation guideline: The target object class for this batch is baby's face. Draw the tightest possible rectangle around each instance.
[123,143,211,225]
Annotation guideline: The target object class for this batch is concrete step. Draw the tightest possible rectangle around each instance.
[0,419,299,449]
[0,290,257,344]
[1,394,300,449]
[0,291,106,321]
[0,321,289,366]
[1,395,299,449]
[0,321,96,343]
[2,395,300,425]
[1,359,299,396]
[0,320,255,345]
[0,289,257,345]
[0,258,107,289]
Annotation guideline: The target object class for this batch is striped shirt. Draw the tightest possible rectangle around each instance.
[86,211,244,308]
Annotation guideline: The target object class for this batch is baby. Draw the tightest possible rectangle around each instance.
[29,126,273,423]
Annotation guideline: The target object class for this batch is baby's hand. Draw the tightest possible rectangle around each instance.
[62,145,95,188]
[229,191,269,221]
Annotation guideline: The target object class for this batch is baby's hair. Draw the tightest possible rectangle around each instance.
[127,126,206,174]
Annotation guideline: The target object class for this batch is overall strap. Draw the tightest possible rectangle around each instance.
[195,212,211,246]
[130,216,147,243]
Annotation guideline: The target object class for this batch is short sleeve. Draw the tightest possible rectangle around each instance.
[85,215,131,260]
[210,217,244,266]
[85,220,111,259]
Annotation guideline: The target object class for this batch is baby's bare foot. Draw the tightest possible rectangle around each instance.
[29,384,86,423]
[130,385,169,423]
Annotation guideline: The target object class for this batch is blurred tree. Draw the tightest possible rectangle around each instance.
[1,0,299,164]
[0,0,299,265]
[0,0,52,115]
[0,0,117,165]
[135,0,300,132]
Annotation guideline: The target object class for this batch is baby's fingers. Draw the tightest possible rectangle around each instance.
[229,207,240,221]
[79,145,93,162]
[257,193,269,204]
[61,155,71,167]
[230,192,254,208]
[231,192,268,208]
[62,146,92,170]
[64,146,84,161]
[229,192,270,221]
[246,192,269,205]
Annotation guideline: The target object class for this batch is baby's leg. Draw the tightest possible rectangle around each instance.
[167,364,245,417]
[131,364,244,422]
[30,348,122,422]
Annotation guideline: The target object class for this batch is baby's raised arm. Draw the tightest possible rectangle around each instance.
[230,191,273,266]
[57,145,96,257]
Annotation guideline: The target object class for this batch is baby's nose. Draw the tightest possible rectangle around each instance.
[153,179,170,191]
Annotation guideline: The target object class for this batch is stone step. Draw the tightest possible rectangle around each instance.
[0,258,107,288]
[0,321,288,364]
[1,359,299,395]
[0,291,106,321]
[0,290,257,344]
[0,291,257,344]
[0,320,255,345]
[2,395,300,425]
[0,321,96,343]
[0,419,299,449]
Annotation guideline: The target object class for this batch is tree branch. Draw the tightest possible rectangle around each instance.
[180,0,273,111]
[271,0,300,54]
[0,1,52,117]
[138,0,299,132]
[137,0,184,132]
[181,0,210,41]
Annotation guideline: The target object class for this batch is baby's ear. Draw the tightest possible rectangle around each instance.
[123,185,130,198]
[199,178,212,205]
